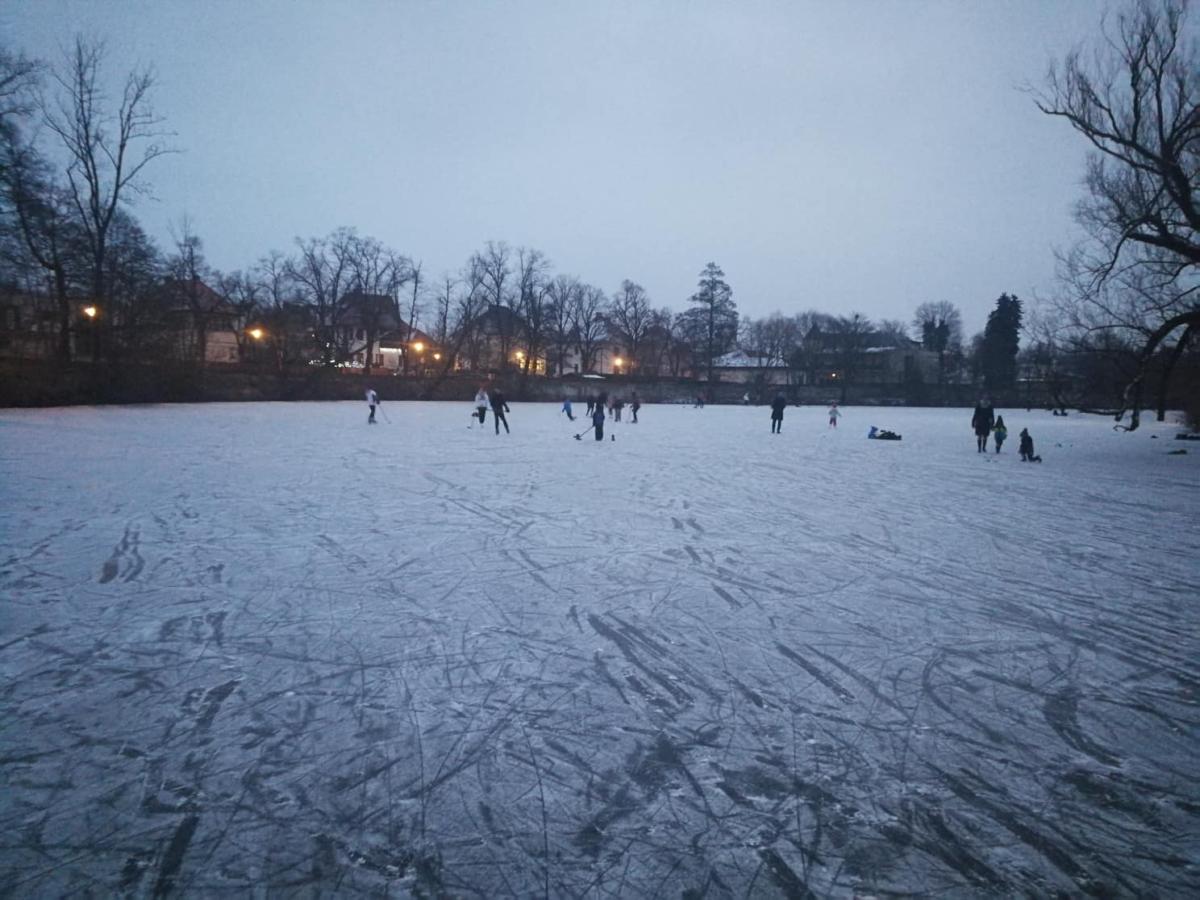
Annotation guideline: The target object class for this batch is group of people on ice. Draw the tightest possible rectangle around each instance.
[368,386,1043,462]
[972,395,1041,461]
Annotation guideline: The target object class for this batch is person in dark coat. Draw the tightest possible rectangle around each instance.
[1019,428,1042,462]
[585,395,595,416]
[592,403,606,441]
[630,391,641,423]
[770,392,787,433]
[971,396,995,453]
[489,389,511,434]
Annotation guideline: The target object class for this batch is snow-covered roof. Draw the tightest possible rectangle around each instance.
[712,350,777,368]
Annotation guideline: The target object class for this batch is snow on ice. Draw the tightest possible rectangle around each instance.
[1,401,1197,896]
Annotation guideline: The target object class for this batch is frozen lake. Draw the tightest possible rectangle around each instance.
[2,400,1198,896]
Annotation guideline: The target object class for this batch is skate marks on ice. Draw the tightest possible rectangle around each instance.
[0,403,1197,896]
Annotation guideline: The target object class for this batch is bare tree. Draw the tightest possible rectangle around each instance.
[571,283,608,373]
[608,279,653,373]
[287,227,355,365]
[43,37,172,347]
[639,307,674,377]
[426,257,488,394]
[216,268,262,361]
[0,46,40,135]
[473,240,514,364]
[515,247,551,376]
[253,250,299,372]
[1,138,82,360]
[1034,0,1199,428]
[401,259,422,375]
[913,300,964,388]
[343,234,408,375]
[430,272,456,350]
[827,312,873,401]
[165,218,212,363]
[545,274,581,375]
[744,313,804,386]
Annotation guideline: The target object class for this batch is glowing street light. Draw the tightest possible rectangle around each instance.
[613,356,624,374]
[82,305,98,319]
[248,327,264,340]
[412,341,425,353]
[515,350,525,362]
[433,352,441,361]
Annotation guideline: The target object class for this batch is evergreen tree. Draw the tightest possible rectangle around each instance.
[688,262,737,389]
[981,293,1022,391]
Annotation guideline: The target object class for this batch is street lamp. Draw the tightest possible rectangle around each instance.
[614,356,623,375]
[412,341,424,353]
[82,305,97,319]
[248,327,264,341]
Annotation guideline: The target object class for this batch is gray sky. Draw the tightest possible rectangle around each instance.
[5,0,1102,337]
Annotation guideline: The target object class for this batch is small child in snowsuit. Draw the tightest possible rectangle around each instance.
[473,387,489,425]
[561,398,575,421]
[828,403,841,428]
[1019,428,1042,462]
[993,416,1008,453]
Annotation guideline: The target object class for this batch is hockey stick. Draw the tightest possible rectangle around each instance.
[573,424,597,440]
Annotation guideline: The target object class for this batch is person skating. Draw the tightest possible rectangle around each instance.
[366,387,379,424]
[828,402,841,428]
[613,397,624,423]
[1019,428,1042,462]
[993,416,1008,453]
[971,396,995,453]
[770,392,786,433]
[592,403,606,441]
[468,386,487,427]
[561,397,575,421]
[490,389,511,434]
[585,395,595,416]
[631,391,640,423]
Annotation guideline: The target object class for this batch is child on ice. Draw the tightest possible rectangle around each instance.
[473,387,489,426]
[366,388,379,424]
[993,416,1008,453]
[561,398,575,421]
[1019,428,1042,462]
[828,403,841,428]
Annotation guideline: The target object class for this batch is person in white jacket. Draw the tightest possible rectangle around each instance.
[828,402,841,428]
[366,388,379,424]
[473,387,489,426]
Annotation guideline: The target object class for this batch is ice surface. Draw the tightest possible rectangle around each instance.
[1,401,1198,896]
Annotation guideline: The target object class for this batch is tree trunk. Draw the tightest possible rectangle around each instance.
[54,268,72,363]
[1117,310,1200,432]
[1155,323,1194,422]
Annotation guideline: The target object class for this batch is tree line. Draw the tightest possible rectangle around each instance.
[3,0,1197,423]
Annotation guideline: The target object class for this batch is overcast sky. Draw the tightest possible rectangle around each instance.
[6,0,1104,336]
